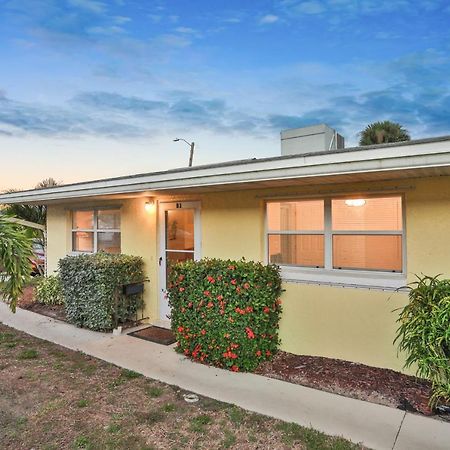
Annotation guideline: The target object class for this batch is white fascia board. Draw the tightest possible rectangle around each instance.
[1,139,450,204]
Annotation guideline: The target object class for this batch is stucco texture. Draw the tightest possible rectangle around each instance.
[46,175,450,373]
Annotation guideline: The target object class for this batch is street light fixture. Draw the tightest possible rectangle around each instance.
[173,138,195,167]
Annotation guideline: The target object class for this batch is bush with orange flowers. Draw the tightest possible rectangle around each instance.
[167,258,283,372]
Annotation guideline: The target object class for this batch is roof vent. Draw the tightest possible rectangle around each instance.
[280,124,344,156]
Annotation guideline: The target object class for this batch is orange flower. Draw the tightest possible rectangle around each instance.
[201,329,206,335]
[263,306,270,314]
[230,279,237,285]
[179,287,185,292]
[231,365,239,372]
[243,282,250,289]
[178,326,184,332]
[207,275,215,283]
[256,350,262,357]
[245,327,255,339]
[203,290,211,297]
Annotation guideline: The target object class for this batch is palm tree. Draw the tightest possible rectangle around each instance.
[359,121,411,146]
[3,177,60,226]
[0,215,34,312]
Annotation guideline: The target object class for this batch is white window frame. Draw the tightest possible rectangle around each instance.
[265,195,407,290]
[71,207,121,254]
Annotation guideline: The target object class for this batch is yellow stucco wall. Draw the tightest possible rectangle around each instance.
[46,175,450,373]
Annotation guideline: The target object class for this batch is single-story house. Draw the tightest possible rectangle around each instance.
[2,124,450,374]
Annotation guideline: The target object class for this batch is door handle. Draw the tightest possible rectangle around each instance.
[159,257,163,266]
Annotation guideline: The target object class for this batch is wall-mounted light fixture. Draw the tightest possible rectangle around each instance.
[145,198,156,212]
[345,199,366,207]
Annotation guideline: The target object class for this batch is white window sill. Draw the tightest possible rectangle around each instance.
[69,251,94,256]
[280,266,407,291]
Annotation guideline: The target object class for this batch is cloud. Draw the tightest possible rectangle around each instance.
[86,25,125,35]
[154,33,192,48]
[259,14,279,24]
[113,15,131,24]
[175,26,197,34]
[0,94,145,138]
[67,0,107,14]
[278,0,447,19]
[223,17,242,24]
[292,1,325,15]
[2,54,450,145]
[73,92,168,112]
[0,90,265,139]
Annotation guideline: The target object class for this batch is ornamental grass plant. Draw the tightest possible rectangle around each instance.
[395,274,450,407]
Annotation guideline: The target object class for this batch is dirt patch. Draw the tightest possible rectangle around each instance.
[255,352,434,416]
[0,324,364,450]
[17,285,36,309]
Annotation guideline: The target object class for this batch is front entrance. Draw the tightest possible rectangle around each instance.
[158,201,201,326]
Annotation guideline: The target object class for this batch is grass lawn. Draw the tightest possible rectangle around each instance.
[0,324,366,450]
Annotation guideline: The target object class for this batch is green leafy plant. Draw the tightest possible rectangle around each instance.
[359,120,410,146]
[0,215,34,312]
[58,253,144,331]
[168,258,283,372]
[394,275,450,407]
[35,275,64,305]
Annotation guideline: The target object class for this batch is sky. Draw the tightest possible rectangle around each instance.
[1,0,450,190]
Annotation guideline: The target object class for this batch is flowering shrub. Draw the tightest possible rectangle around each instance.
[168,258,283,372]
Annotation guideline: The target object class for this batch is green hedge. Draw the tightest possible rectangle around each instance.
[35,275,64,305]
[395,275,450,407]
[168,258,283,372]
[59,253,144,331]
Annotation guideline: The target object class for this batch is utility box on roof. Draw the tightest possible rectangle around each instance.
[280,124,345,156]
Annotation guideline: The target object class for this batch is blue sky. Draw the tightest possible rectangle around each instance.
[1,0,450,189]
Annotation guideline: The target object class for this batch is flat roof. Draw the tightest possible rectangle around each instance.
[1,135,450,204]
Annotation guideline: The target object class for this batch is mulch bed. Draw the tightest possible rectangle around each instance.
[22,302,67,322]
[129,326,176,345]
[17,285,68,322]
[255,351,435,416]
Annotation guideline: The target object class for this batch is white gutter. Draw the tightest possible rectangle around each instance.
[1,138,450,204]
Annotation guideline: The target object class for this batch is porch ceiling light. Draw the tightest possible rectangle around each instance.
[345,199,366,207]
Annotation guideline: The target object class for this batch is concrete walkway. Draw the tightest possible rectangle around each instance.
[1,303,449,450]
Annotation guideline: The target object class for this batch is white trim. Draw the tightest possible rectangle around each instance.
[280,266,406,290]
[266,194,406,289]
[1,138,450,204]
[158,201,201,326]
[71,208,121,253]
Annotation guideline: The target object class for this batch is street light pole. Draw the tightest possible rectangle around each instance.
[188,141,195,167]
[173,138,195,167]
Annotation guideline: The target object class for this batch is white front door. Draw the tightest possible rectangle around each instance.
[159,201,201,326]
